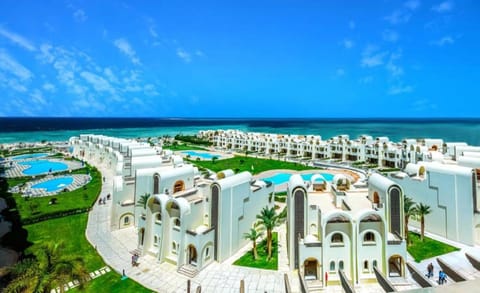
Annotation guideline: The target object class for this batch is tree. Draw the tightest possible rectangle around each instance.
[243,223,263,260]
[211,156,218,164]
[404,196,416,244]
[136,193,151,209]
[256,206,279,260]
[5,242,89,293]
[415,202,431,242]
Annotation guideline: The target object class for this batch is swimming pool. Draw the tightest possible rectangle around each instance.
[262,172,334,185]
[31,177,74,192]
[11,153,49,160]
[182,151,219,160]
[19,160,68,175]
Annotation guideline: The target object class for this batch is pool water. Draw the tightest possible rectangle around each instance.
[31,177,74,192]
[262,172,334,185]
[11,153,48,160]
[182,151,219,160]
[19,160,68,175]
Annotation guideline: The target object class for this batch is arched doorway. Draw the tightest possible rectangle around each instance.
[388,255,404,277]
[188,244,198,266]
[294,188,306,269]
[139,228,145,247]
[173,180,185,193]
[304,258,318,280]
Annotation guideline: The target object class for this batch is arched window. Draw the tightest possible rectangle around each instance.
[329,261,335,272]
[373,260,378,268]
[124,216,129,224]
[155,213,162,222]
[205,247,210,258]
[363,260,369,271]
[173,180,185,193]
[153,174,159,194]
[174,218,181,227]
[172,242,177,254]
[339,260,344,270]
[363,232,375,243]
[153,236,158,245]
[331,233,343,244]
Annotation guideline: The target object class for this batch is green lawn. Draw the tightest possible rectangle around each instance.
[407,231,460,262]
[25,213,104,271]
[163,144,207,151]
[10,167,102,222]
[0,146,53,157]
[189,156,320,175]
[233,232,278,270]
[69,271,153,293]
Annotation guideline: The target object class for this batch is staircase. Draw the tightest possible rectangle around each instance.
[306,280,323,292]
[178,264,199,278]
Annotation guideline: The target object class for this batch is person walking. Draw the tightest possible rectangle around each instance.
[427,263,434,278]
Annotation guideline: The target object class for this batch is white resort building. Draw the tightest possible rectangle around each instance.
[70,134,274,275]
[199,130,470,168]
[285,172,406,288]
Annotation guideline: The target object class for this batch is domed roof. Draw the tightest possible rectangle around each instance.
[332,174,349,185]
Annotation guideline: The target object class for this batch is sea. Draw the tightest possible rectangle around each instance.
[1,117,480,146]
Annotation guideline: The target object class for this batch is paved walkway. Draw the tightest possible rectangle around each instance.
[50,266,112,293]
[85,161,480,293]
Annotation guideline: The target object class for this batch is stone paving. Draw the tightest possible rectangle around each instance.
[84,161,480,293]
[49,266,112,293]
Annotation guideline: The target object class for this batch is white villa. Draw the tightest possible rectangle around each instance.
[285,172,406,288]
[70,134,274,274]
[389,158,480,246]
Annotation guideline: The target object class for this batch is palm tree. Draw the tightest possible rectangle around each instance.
[136,193,151,209]
[5,242,89,293]
[404,196,416,244]
[243,223,263,260]
[256,206,279,260]
[415,202,431,242]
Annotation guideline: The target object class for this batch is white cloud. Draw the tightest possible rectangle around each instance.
[73,9,88,22]
[195,50,205,57]
[361,45,387,68]
[43,82,56,92]
[104,67,119,83]
[359,76,374,84]
[336,68,345,76]
[343,39,354,49]
[176,48,191,63]
[412,99,437,111]
[432,1,454,13]
[431,36,454,46]
[30,89,47,106]
[0,50,33,80]
[382,30,399,43]
[384,10,411,25]
[80,71,115,93]
[0,72,28,92]
[114,38,141,65]
[385,53,403,77]
[404,0,420,10]
[388,84,413,95]
[349,20,356,29]
[0,27,36,51]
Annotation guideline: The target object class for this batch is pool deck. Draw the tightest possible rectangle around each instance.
[255,168,358,192]
[2,158,83,178]
[8,174,91,197]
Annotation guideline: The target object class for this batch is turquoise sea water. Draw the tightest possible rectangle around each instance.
[1,118,480,146]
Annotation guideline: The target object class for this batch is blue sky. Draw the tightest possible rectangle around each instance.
[0,0,478,117]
